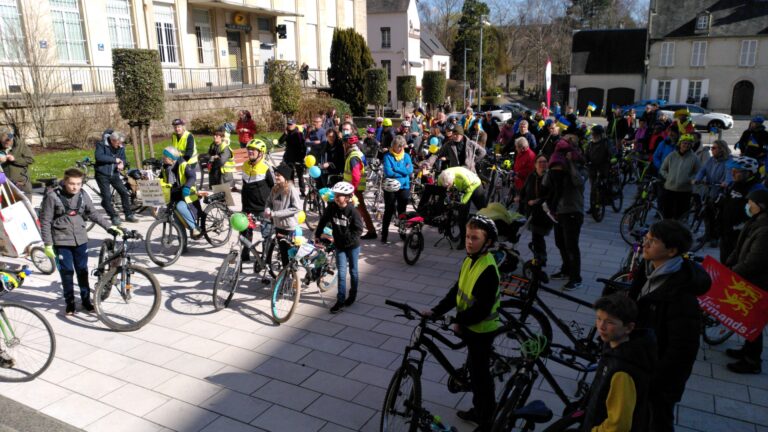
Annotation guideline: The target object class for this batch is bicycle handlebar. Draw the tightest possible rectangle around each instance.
[111,229,142,240]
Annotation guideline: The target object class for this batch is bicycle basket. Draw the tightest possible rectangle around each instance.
[499,273,530,298]
[296,242,316,259]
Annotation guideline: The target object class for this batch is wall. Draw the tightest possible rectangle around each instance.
[570,74,643,111]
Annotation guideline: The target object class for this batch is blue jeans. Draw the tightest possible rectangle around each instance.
[335,246,360,302]
[175,201,198,230]
[55,243,90,305]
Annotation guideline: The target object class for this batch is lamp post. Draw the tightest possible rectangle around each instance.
[478,16,490,109]
[463,47,472,109]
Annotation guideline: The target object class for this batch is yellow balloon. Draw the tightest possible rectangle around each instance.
[297,210,306,224]
[304,155,316,168]
[429,144,439,154]
[351,195,359,206]
[293,236,307,246]
[538,120,545,128]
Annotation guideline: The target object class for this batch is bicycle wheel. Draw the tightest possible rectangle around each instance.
[380,364,421,432]
[591,189,605,222]
[402,231,423,265]
[303,193,323,231]
[213,250,241,311]
[702,313,734,346]
[497,298,553,359]
[29,246,55,275]
[97,239,114,268]
[265,240,282,279]
[610,179,624,213]
[0,302,56,382]
[82,181,100,232]
[619,204,662,246]
[491,372,534,432]
[145,218,184,267]
[93,265,161,331]
[446,208,462,242]
[202,202,232,247]
[271,268,300,323]
[317,250,337,292]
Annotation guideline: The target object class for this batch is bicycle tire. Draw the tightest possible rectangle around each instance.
[0,302,56,382]
[29,246,55,275]
[619,204,662,246]
[202,202,232,247]
[213,250,241,311]
[271,268,300,323]
[303,193,324,231]
[93,265,161,331]
[380,363,421,432]
[82,180,101,232]
[317,249,337,292]
[610,179,624,213]
[491,372,533,432]
[447,207,462,242]
[403,231,423,265]
[702,313,734,346]
[591,188,605,222]
[98,239,113,269]
[265,240,282,279]
[497,298,554,359]
[145,218,185,267]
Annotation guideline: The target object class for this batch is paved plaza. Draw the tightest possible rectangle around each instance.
[0,121,765,432]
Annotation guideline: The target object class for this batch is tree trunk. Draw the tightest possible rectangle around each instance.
[146,123,154,159]
[130,125,141,168]
[139,124,146,164]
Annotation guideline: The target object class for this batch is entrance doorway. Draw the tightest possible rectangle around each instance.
[731,80,754,115]
[226,31,243,83]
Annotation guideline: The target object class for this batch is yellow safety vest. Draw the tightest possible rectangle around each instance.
[218,141,236,174]
[162,161,199,204]
[242,159,271,183]
[172,130,198,165]
[343,149,366,191]
[456,253,501,333]
[438,166,481,205]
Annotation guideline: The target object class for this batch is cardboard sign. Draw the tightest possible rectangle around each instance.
[137,180,167,207]
[0,201,42,256]
[211,183,235,207]
[698,256,768,342]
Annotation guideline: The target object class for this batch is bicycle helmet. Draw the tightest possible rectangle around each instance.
[366,127,375,134]
[467,214,498,243]
[331,181,355,195]
[728,155,759,174]
[401,121,411,128]
[382,178,401,193]
[230,213,250,232]
[382,118,393,127]
[246,139,267,153]
[679,134,695,143]
[501,159,512,170]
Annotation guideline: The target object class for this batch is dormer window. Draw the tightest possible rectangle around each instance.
[695,13,710,32]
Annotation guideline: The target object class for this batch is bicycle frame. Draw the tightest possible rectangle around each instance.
[399,321,469,384]
[0,308,18,343]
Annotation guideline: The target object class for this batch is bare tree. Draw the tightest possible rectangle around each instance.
[417,0,462,52]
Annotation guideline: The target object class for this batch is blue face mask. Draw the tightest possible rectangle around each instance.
[745,203,753,218]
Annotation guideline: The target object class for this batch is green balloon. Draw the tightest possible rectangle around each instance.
[230,212,249,232]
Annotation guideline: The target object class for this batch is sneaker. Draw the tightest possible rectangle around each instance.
[456,408,480,424]
[82,301,95,313]
[0,351,14,369]
[65,303,75,316]
[551,271,568,280]
[725,348,745,360]
[563,280,583,290]
[231,187,240,193]
[727,359,762,374]
[361,232,377,240]
[125,214,139,223]
[380,236,389,244]
[330,301,345,314]
[191,229,203,239]
[111,217,122,226]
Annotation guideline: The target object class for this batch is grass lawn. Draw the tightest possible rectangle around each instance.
[30,132,284,183]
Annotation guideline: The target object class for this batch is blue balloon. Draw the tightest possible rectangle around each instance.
[294,227,303,237]
[309,165,322,178]
[318,187,330,196]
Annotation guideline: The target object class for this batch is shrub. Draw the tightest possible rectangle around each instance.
[328,28,374,115]
[112,49,164,121]
[52,103,124,149]
[364,69,388,116]
[422,71,447,112]
[295,96,351,124]
[268,60,301,116]
[189,108,237,134]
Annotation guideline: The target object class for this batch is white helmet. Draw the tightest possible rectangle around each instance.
[331,181,355,195]
[382,178,402,192]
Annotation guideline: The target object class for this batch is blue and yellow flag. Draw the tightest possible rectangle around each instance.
[587,102,597,112]
[556,116,571,130]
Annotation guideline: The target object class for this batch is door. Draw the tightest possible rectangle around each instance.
[577,87,604,114]
[606,88,635,111]
[227,31,243,83]
[731,80,754,115]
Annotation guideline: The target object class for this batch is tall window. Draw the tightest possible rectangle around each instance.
[154,3,178,64]
[688,80,703,101]
[691,41,707,67]
[193,9,214,65]
[659,42,674,67]
[50,0,88,63]
[381,60,391,80]
[657,80,671,100]
[740,40,757,67]
[0,0,23,62]
[381,27,391,48]
[107,0,134,49]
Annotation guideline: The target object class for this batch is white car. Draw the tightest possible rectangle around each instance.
[658,104,734,130]
[475,104,512,123]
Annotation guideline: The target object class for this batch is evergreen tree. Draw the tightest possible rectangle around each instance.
[328,28,374,115]
[450,0,496,99]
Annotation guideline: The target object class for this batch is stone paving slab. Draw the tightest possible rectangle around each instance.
[1,126,765,432]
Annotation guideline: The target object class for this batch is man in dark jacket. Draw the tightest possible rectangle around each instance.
[424,124,486,173]
[630,219,711,432]
[513,120,538,153]
[719,156,766,261]
[584,125,615,216]
[481,112,500,149]
[279,119,306,196]
[0,130,34,196]
[736,116,768,163]
[95,130,137,224]
[724,189,768,374]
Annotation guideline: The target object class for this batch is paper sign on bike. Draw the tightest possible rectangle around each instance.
[698,256,768,342]
[137,179,166,207]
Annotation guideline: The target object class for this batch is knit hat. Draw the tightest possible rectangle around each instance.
[747,189,768,210]
[453,124,464,136]
[274,163,293,181]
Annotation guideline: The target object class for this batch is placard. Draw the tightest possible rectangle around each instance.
[212,183,235,207]
[137,180,167,207]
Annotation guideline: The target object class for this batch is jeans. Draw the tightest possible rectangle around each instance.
[382,189,410,240]
[95,173,133,219]
[465,330,497,429]
[55,243,90,305]
[336,246,360,302]
[553,212,583,281]
[531,232,548,264]
[175,201,198,230]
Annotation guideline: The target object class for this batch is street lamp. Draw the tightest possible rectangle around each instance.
[478,16,491,109]
[463,47,472,108]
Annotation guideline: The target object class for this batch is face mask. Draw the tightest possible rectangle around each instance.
[745,203,753,218]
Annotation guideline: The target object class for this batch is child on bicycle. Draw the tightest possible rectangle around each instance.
[160,146,202,239]
[314,181,363,314]
[264,163,301,267]
[585,125,615,216]
[422,215,501,431]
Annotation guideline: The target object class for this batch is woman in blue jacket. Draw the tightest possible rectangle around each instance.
[381,135,413,244]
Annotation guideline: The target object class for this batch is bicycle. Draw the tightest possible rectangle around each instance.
[619,177,664,245]
[94,229,161,331]
[431,188,463,249]
[397,211,425,265]
[588,165,623,223]
[609,228,647,283]
[366,158,385,222]
[0,266,56,382]
[379,300,522,432]
[680,182,724,252]
[270,236,337,323]
[212,214,281,311]
[144,191,232,267]
[477,153,516,209]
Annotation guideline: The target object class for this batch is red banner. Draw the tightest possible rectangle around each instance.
[698,256,768,342]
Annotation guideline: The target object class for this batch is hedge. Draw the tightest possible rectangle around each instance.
[112,49,164,121]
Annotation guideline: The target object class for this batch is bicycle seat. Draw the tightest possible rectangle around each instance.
[597,278,632,294]
[398,211,420,220]
[512,400,553,424]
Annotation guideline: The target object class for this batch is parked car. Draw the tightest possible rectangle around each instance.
[621,99,667,115]
[469,104,512,123]
[658,104,734,130]
[500,102,532,116]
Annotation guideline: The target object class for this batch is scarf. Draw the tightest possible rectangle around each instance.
[390,147,404,162]
[640,256,683,298]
